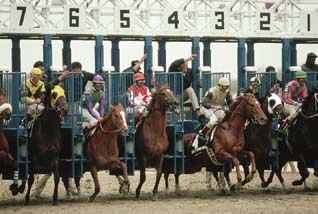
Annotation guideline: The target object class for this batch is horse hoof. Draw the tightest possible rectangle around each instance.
[52,201,58,206]
[88,196,95,202]
[152,194,158,201]
[119,184,130,194]
[221,189,226,194]
[292,180,303,186]
[24,200,30,206]
[18,184,26,194]
[10,184,19,196]
[261,182,269,188]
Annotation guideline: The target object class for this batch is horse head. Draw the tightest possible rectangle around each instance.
[263,92,285,117]
[300,92,318,119]
[237,94,267,125]
[152,83,179,111]
[0,88,12,120]
[101,104,128,136]
[50,85,68,116]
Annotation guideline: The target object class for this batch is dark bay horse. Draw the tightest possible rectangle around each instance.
[24,85,68,205]
[219,93,285,190]
[263,92,318,190]
[86,104,130,201]
[135,84,179,199]
[0,89,19,193]
[164,94,267,192]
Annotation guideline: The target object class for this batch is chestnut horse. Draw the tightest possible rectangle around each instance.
[86,104,129,201]
[0,89,18,193]
[24,86,68,205]
[135,84,179,199]
[164,94,267,192]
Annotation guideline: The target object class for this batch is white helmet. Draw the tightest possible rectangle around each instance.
[249,77,260,85]
[218,77,230,86]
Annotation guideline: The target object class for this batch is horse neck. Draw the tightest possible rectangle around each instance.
[41,110,60,135]
[101,114,116,132]
[147,101,166,133]
[225,103,247,136]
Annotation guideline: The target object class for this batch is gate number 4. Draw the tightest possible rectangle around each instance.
[168,11,179,29]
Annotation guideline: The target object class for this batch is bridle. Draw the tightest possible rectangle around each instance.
[99,110,125,134]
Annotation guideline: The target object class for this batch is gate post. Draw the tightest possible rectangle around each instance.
[247,41,255,66]
[191,36,200,97]
[158,40,166,70]
[111,39,120,72]
[95,35,104,74]
[282,39,291,86]
[43,34,52,79]
[203,40,211,66]
[63,38,71,70]
[237,38,246,91]
[290,41,297,66]
[144,36,153,88]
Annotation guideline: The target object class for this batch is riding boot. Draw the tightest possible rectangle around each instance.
[135,112,142,123]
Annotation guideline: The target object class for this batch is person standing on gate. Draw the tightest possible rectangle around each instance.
[265,66,283,94]
[168,54,204,121]
[301,52,318,72]
[122,54,148,74]
[81,74,106,132]
[128,72,152,122]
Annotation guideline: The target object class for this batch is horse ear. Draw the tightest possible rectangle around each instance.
[52,92,58,100]
[266,91,272,97]
[110,104,114,111]
[156,82,161,89]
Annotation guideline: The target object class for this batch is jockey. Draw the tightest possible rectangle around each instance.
[81,74,106,131]
[21,68,46,121]
[239,77,261,100]
[128,72,152,122]
[281,70,308,125]
[193,77,233,147]
[201,77,233,132]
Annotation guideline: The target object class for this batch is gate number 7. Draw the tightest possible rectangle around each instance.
[17,6,26,26]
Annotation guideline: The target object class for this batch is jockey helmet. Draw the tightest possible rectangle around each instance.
[218,77,230,86]
[295,70,307,79]
[92,74,104,84]
[134,72,145,82]
[30,68,42,77]
[249,77,260,85]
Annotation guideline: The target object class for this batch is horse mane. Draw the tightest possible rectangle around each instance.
[221,96,243,122]
[301,92,316,113]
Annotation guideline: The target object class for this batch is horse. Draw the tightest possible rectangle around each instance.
[84,104,130,201]
[0,89,19,194]
[24,85,68,205]
[163,94,267,192]
[215,92,285,191]
[263,92,318,190]
[135,83,179,199]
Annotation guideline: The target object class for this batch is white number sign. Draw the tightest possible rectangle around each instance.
[10,3,33,29]
[64,6,85,29]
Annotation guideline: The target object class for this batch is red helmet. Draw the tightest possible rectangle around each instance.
[134,72,145,82]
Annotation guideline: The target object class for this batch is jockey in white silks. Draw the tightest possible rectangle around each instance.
[128,72,152,122]
[201,77,234,132]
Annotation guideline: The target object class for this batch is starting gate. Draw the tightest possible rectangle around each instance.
[246,71,277,98]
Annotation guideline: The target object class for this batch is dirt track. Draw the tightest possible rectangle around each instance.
[1,169,318,214]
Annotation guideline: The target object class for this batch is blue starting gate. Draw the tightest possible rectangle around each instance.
[1,72,28,180]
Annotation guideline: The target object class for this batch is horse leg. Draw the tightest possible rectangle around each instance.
[135,156,146,199]
[113,160,130,194]
[217,151,242,191]
[18,180,27,194]
[24,171,35,206]
[240,151,256,185]
[206,167,212,191]
[164,172,169,194]
[74,177,81,197]
[61,176,72,199]
[152,155,164,200]
[52,161,60,205]
[89,165,100,201]
[224,162,232,190]
[292,154,310,188]
[175,173,180,194]
[275,167,288,192]
[7,154,19,196]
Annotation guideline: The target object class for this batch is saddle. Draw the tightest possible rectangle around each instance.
[191,126,222,165]
[83,125,97,142]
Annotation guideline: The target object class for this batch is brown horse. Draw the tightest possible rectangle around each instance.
[164,94,267,192]
[24,86,68,205]
[87,104,130,201]
[0,89,18,193]
[135,84,179,199]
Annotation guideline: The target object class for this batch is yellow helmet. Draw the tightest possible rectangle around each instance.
[31,68,42,77]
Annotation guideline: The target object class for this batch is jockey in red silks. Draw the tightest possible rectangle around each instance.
[81,74,106,131]
[128,72,152,122]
